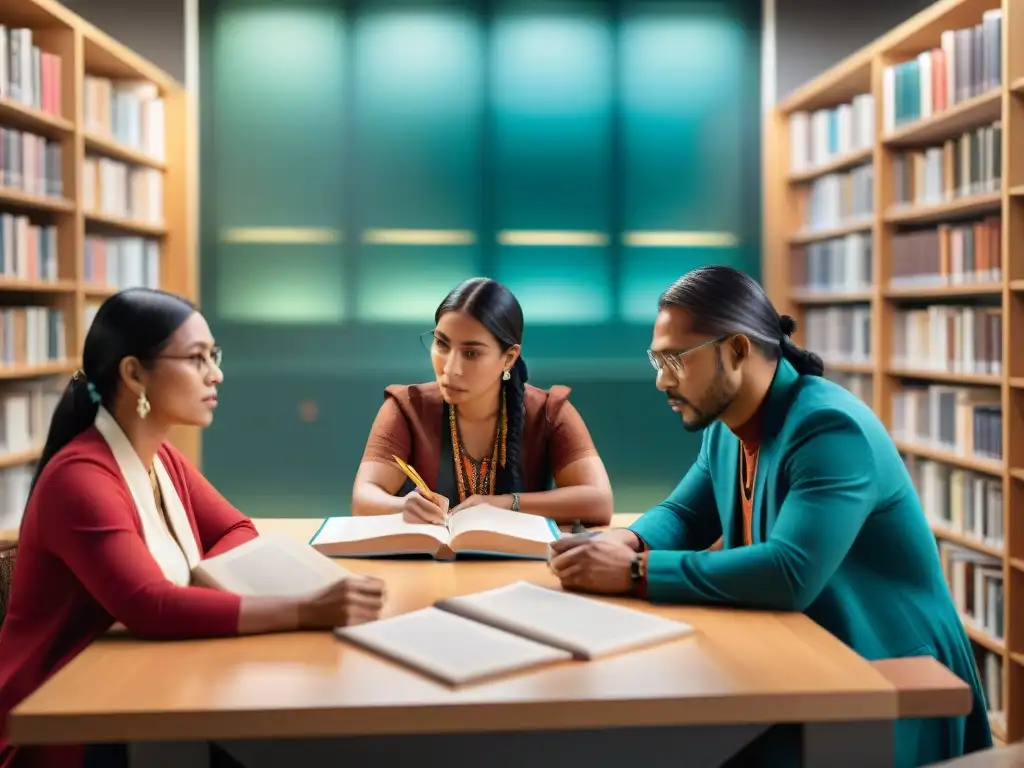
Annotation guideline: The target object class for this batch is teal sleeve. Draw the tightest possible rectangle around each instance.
[645,410,877,611]
[627,434,722,551]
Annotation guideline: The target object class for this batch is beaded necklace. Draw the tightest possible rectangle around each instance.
[449,390,508,503]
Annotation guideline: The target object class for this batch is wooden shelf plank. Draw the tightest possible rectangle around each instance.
[790,289,873,305]
[0,97,73,136]
[84,132,165,170]
[0,280,77,293]
[882,89,1001,147]
[883,191,1002,225]
[788,219,873,245]
[84,212,167,237]
[0,187,74,213]
[893,441,1003,477]
[787,147,873,184]
[884,283,1002,300]
[887,368,1001,387]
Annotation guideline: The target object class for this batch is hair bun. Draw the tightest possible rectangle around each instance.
[779,315,797,337]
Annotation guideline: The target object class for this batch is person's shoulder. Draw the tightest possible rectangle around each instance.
[783,377,888,457]
[33,428,123,499]
[381,382,443,420]
[523,383,575,422]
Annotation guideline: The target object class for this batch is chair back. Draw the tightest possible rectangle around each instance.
[0,541,16,627]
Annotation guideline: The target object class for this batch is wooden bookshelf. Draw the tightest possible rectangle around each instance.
[764,0,1024,745]
[0,0,197,531]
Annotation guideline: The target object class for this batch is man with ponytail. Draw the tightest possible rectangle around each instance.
[352,277,613,526]
[0,289,384,768]
[549,266,991,766]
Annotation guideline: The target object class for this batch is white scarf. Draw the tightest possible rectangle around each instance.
[94,407,202,586]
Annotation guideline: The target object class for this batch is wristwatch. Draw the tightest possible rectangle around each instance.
[630,553,646,583]
[511,492,520,512]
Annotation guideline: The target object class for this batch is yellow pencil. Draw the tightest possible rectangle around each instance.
[393,455,430,494]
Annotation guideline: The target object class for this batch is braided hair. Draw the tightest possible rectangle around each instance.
[434,278,527,492]
[658,265,825,376]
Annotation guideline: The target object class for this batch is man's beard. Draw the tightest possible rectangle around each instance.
[670,370,734,432]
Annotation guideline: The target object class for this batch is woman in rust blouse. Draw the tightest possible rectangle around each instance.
[352,278,613,526]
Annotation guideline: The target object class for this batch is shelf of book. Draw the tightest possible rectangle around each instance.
[763,0,1024,744]
[0,0,197,531]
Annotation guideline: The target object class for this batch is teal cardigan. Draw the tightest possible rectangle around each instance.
[629,359,992,767]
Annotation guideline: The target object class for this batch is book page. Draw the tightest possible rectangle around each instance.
[335,606,572,686]
[309,514,449,557]
[312,514,449,546]
[448,505,559,546]
[192,532,350,597]
[436,580,694,659]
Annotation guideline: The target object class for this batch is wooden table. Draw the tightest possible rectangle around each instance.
[7,515,959,767]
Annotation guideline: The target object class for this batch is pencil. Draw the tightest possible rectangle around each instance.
[393,455,430,494]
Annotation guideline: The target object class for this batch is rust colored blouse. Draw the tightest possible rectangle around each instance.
[361,382,599,498]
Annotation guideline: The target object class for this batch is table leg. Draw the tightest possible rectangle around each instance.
[801,720,896,768]
[124,720,895,768]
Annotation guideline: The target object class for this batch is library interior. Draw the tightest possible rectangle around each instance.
[1,0,1024,765]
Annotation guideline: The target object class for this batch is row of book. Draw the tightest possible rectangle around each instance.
[0,213,59,282]
[891,384,1001,463]
[83,76,165,161]
[938,541,1003,644]
[881,9,1002,132]
[0,127,64,199]
[0,463,32,530]
[788,232,872,295]
[891,122,1001,208]
[0,26,63,117]
[81,156,163,225]
[825,370,872,408]
[891,305,1001,376]
[798,163,873,234]
[905,455,1002,549]
[890,217,1001,288]
[84,235,161,291]
[0,377,62,456]
[803,306,871,365]
[0,306,66,368]
[787,93,875,174]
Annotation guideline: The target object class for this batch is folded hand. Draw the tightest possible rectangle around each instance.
[549,538,636,595]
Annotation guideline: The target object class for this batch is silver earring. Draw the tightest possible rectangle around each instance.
[502,370,511,381]
[137,391,151,419]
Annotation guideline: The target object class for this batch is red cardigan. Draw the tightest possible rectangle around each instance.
[0,427,258,768]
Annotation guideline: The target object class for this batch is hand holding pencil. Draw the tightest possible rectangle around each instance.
[393,455,450,525]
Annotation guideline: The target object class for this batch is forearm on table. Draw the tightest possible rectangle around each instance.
[237,595,303,634]
[514,485,613,526]
[351,482,405,516]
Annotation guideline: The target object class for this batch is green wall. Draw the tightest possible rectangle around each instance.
[199,0,762,518]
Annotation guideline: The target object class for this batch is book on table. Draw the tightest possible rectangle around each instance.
[309,503,560,560]
[335,580,695,686]
[192,531,352,597]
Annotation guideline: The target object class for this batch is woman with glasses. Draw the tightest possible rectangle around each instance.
[0,288,384,768]
[352,277,613,526]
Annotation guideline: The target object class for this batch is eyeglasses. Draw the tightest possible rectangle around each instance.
[158,346,223,374]
[647,336,724,376]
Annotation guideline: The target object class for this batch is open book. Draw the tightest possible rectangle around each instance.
[192,532,352,597]
[310,504,560,560]
[335,580,694,686]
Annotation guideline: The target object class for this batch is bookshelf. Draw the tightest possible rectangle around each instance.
[0,0,197,531]
[764,0,1023,745]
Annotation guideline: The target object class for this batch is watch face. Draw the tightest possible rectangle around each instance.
[630,556,642,579]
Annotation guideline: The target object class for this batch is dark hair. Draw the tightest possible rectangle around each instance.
[435,277,528,493]
[31,288,196,493]
[658,265,824,377]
